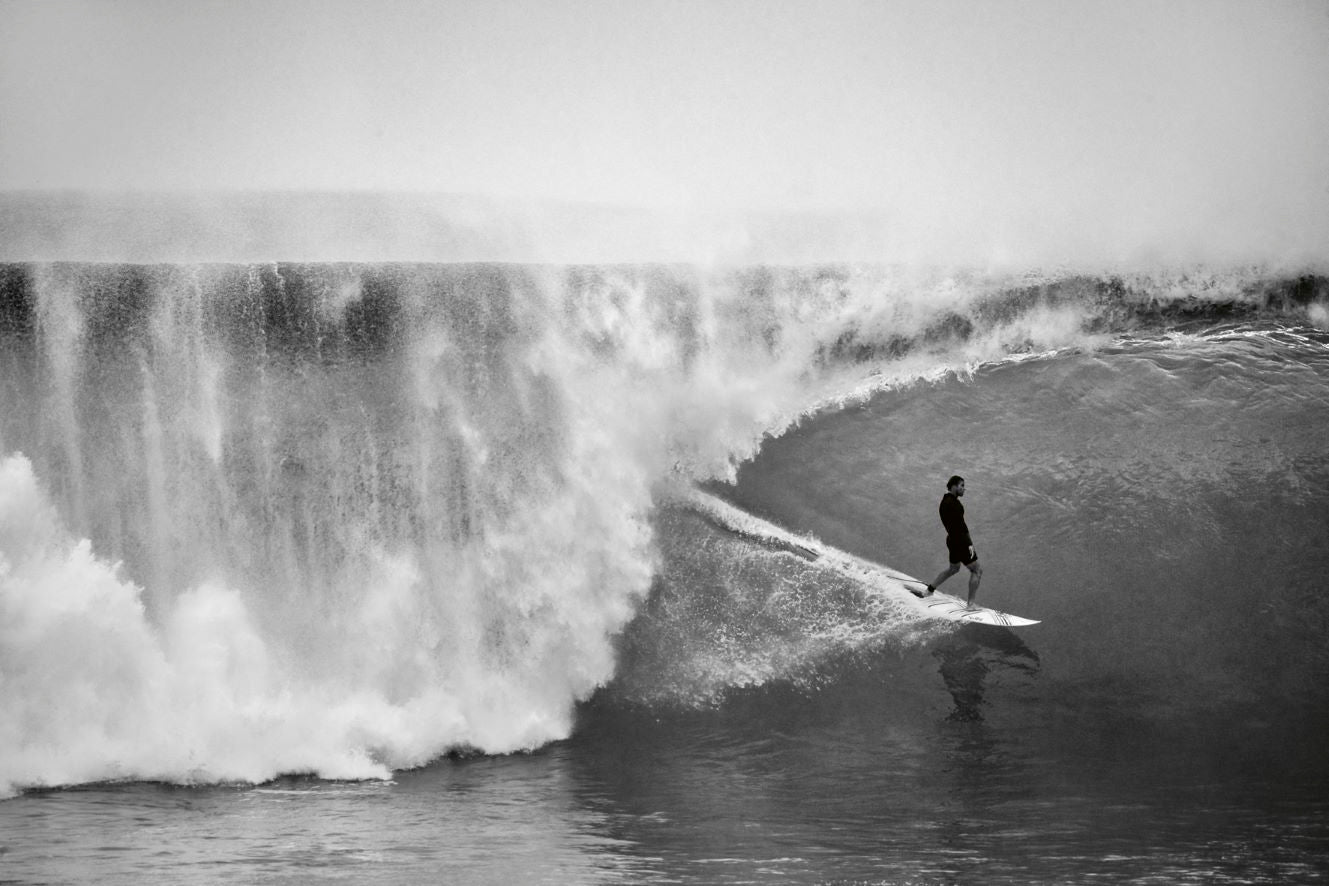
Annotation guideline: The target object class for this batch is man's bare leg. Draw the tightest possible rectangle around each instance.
[965,561,983,607]
[911,562,959,597]
[930,562,960,591]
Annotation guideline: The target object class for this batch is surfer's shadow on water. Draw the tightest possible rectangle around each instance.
[931,623,1041,722]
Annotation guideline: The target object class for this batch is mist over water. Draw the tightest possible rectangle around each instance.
[4,190,1327,268]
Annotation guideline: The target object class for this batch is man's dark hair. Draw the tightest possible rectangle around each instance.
[947,475,965,490]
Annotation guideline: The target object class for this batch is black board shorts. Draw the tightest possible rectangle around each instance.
[946,536,978,565]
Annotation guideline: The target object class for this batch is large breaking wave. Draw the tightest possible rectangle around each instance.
[1,261,1325,795]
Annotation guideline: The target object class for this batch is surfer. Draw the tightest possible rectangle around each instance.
[912,475,983,607]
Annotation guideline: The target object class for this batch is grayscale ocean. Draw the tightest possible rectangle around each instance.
[2,262,1327,884]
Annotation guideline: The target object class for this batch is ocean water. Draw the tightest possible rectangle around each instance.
[1,262,1328,884]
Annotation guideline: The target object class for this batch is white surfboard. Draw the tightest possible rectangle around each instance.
[908,588,1041,626]
[784,539,1041,627]
[682,488,1041,627]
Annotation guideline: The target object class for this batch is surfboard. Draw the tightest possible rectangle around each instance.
[682,488,1041,627]
[906,586,1041,626]
[790,543,1041,627]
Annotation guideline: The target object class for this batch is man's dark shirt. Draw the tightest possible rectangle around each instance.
[939,492,971,545]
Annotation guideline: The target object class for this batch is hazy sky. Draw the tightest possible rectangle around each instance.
[3,0,1328,263]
